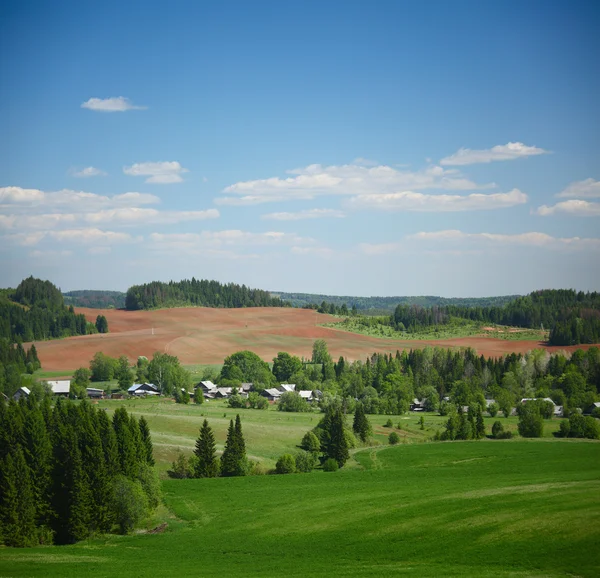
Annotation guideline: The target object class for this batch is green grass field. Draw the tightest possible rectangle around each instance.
[1,440,598,577]
[324,317,548,342]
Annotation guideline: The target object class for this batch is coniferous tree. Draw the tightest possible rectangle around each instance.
[194,419,219,478]
[325,408,349,467]
[138,416,155,466]
[220,417,247,477]
[352,403,372,442]
[97,409,119,478]
[0,448,37,547]
[234,414,246,466]
[475,406,486,439]
[112,408,138,478]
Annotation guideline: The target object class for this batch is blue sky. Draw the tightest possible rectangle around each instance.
[1,0,599,296]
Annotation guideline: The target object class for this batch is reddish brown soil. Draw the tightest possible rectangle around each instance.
[31,307,598,372]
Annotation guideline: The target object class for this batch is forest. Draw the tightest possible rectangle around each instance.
[0,277,94,343]
[0,397,158,547]
[125,278,288,310]
[63,290,126,310]
[312,289,600,346]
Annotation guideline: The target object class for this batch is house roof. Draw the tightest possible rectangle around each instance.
[521,397,555,405]
[47,380,71,394]
[19,386,31,395]
[298,390,312,399]
[128,383,159,393]
[263,388,282,397]
[86,388,104,393]
[279,384,296,392]
[199,380,216,388]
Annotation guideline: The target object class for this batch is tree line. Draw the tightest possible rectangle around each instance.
[0,277,100,343]
[125,278,289,310]
[0,340,41,398]
[0,396,158,547]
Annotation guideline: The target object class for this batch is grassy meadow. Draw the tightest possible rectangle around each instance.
[1,439,598,577]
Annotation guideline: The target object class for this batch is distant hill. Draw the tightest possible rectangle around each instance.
[272,292,521,311]
[63,290,126,309]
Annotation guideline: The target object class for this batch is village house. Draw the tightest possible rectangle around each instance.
[520,397,563,417]
[47,380,71,397]
[584,401,600,415]
[298,390,313,402]
[410,398,425,411]
[240,383,253,393]
[128,383,160,396]
[261,388,282,401]
[86,388,105,399]
[197,380,217,393]
[13,386,30,401]
[279,384,296,393]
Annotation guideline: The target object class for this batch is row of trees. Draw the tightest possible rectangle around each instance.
[0,277,99,342]
[0,341,41,397]
[211,342,599,420]
[125,278,288,310]
[0,396,158,547]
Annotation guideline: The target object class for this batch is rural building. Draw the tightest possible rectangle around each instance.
[279,384,296,393]
[197,381,216,393]
[13,386,31,401]
[213,387,233,398]
[128,383,160,396]
[86,388,105,399]
[240,383,253,392]
[261,388,282,401]
[410,398,425,411]
[47,380,71,397]
[584,401,600,415]
[111,392,124,399]
[298,390,313,401]
[520,397,563,416]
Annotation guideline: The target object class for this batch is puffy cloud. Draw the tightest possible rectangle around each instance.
[70,166,106,178]
[536,200,600,217]
[346,188,527,212]
[262,208,346,220]
[219,162,488,204]
[556,178,600,199]
[123,161,188,184]
[0,186,45,204]
[81,96,147,112]
[440,142,548,166]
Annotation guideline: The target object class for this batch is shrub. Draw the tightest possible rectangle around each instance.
[275,453,296,474]
[559,419,571,438]
[388,432,400,445]
[294,451,317,473]
[248,461,267,475]
[487,402,499,418]
[322,458,339,472]
[584,416,600,439]
[384,418,393,428]
[168,452,193,478]
[491,421,504,438]
[227,394,246,409]
[517,403,544,438]
[112,476,149,534]
[300,431,321,453]
[278,391,310,412]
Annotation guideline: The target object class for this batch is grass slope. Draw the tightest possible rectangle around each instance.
[1,441,598,577]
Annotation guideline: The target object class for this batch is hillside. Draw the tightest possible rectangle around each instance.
[63,290,126,309]
[3,440,599,577]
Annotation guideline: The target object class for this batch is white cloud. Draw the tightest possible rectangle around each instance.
[536,200,600,217]
[3,228,137,247]
[220,162,489,204]
[440,142,548,166]
[123,161,188,184]
[81,96,147,112]
[0,186,45,204]
[360,230,600,255]
[0,186,160,212]
[262,209,346,221]
[70,166,106,178]
[81,207,219,225]
[556,178,600,199]
[346,188,527,212]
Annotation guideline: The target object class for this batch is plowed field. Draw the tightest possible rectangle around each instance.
[32,307,596,371]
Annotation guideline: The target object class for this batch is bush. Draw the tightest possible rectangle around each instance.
[275,453,296,474]
[487,402,499,418]
[300,431,321,453]
[559,419,571,438]
[168,452,193,478]
[278,391,310,413]
[491,421,504,438]
[112,476,149,534]
[227,394,246,409]
[248,461,267,476]
[384,418,394,428]
[388,432,400,445]
[294,451,317,473]
[517,403,544,438]
[322,458,339,472]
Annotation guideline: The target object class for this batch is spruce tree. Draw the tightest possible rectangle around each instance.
[194,419,219,478]
[234,414,247,465]
[97,408,119,478]
[220,418,246,477]
[0,448,37,547]
[112,408,138,478]
[138,416,155,466]
[475,406,486,439]
[352,403,371,442]
[328,408,349,467]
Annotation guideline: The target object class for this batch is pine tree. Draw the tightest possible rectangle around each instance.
[475,406,486,439]
[234,414,246,465]
[138,416,155,466]
[352,403,372,442]
[329,408,349,467]
[0,448,37,547]
[97,408,119,478]
[220,420,237,477]
[112,408,139,479]
[194,420,219,478]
